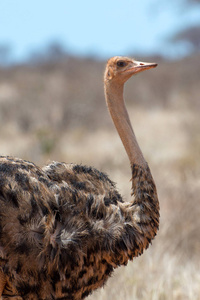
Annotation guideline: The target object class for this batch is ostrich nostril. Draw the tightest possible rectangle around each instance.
[140,63,144,66]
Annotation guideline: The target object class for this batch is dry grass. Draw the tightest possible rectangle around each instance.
[0,54,199,299]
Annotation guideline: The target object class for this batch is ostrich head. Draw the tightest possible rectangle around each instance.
[104,56,157,84]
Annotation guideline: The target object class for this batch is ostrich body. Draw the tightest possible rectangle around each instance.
[0,57,159,299]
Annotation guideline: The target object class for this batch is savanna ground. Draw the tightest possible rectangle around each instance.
[0,54,199,299]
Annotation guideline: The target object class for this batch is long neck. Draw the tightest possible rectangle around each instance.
[105,81,147,168]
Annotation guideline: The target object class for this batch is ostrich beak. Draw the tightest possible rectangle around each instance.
[125,60,157,75]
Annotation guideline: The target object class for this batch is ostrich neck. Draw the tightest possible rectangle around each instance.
[105,82,147,168]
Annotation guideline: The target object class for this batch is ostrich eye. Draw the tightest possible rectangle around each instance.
[117,60,127,67]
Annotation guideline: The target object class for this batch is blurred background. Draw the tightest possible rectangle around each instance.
[0,0,200,299]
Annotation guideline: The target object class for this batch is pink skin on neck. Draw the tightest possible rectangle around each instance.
[104,80,147,168]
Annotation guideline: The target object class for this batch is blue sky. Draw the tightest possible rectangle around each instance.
[0,0,200,62]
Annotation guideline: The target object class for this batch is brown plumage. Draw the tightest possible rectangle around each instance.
[0,56,159,299]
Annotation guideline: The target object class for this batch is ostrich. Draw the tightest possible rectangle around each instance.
[0,56,159,299]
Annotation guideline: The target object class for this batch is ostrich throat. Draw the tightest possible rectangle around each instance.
[105,81,146,168]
